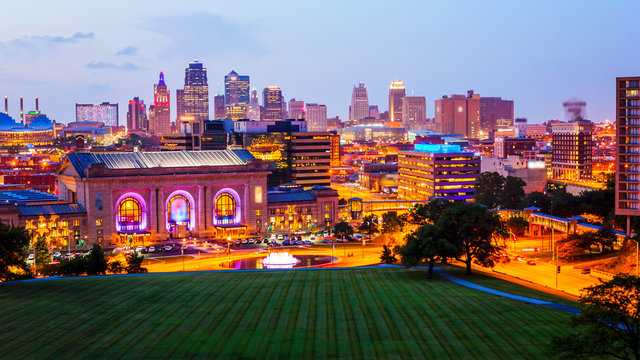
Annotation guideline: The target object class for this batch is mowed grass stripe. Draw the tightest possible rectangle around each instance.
[0,268,575,359]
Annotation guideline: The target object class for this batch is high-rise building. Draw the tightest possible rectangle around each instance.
[288,99,305,119]
[616,77,640,221]
[563,98,587,122]
[305,103,327,132]
[480,97,514,139]
[349,83,369,122]
[127,97,147,133]
[175,89,185,125]
[388,80,406,122]
[247,88,260,121]
[214,94,226,119]
[224,70,250,107]
[262,86,283,121]
[225,104,247,121]
[75,102,118,127]
[288,132,333,187]
[514,118,528,138]
[369,105,379,119]
[150,72,171,135]
[434,90,481,138]
[398,144,480,201]
[183,60,209,122]
[551,119,593,181]
[402,96,426,130]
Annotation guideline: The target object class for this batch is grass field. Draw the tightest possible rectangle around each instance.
[0,268,574,359]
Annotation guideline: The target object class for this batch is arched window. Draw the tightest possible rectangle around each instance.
[168,195,190,226]
[215,193,236,224]
[117,197,143,231]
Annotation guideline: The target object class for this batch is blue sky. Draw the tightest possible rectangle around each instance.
[1,0,638,125]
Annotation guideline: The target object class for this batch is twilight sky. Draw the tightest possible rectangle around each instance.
[1,0,638,125]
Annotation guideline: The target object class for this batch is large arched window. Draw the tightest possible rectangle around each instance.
[117,197,143,232]
[215,193,236,225]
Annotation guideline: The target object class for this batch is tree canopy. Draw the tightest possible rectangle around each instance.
[399,223,457,279]
[333,221,354,239]
[550,274,640,360]
[381,211,405,234]
[475,172,527,209]
[0,223,31,281]
[358,215,379,236]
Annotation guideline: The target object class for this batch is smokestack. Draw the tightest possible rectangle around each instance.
[4,96,7,114]
[35,97,39,113]
[20,95,24,124]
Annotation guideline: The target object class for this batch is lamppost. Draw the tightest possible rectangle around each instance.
[630,238,639,277]
[182,238,186,271]
[227,236,231,266]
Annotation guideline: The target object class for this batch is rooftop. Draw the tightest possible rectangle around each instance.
[0,190,58,205]
[17,203,86,216]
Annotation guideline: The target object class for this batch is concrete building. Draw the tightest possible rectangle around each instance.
[402,96,427,131]
[150,72,171,135]
[126,97,147,133]
[616,77,640,218]
[305,103,327,132]
[349,83,369,122]
[262,86,283,121]
[288,99,305,120]
[266,184,338,233]
[213,94,226,120]
[76,103,118,127]
[388,80,405,122]
[398,143,480,201]
[434,90,481,138]
[480,155,547,193]
[337,125,405,143]
[494,137,536,158]
[480,97,514,139]
[551,120,593,181]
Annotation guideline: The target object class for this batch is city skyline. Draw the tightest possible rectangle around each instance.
[1,1,639,124]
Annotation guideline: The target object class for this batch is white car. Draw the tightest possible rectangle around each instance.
[135,246,144,253]
[164,245,173,251]
[277,234,284,240]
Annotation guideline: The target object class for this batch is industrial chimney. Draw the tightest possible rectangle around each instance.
[4,96,7,114]
[35,97,39,113]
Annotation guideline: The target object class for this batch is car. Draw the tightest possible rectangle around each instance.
[514,255,525,262]
[321,238,333,244]
[270,234,276,240]
[581,268,591,274]
[164,245,173,252]
[182,244,189,251]
[173,243,182,251]
[354,235,363,240]
[241,239,248,245]
[526,260,537,265]
[277,234,284,240]
[295,240,304,245]
[135,245,144,253]
[310,235,316,240]
[282,239,291,246]
[148,246,156,253]
[256,238,262,244]
[304,240,313,245]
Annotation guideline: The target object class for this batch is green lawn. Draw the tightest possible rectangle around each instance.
[0,268,573,359]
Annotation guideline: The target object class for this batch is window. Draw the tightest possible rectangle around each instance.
[168,194,191,226]
[73,220,80,227]
[215,193,236,224]
[256,209,261,216]
[97,229,103,236]
[117,197,143,231]
[60,221,68,228]
[96,218,103,226]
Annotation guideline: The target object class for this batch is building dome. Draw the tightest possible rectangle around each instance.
[0,113,19,131]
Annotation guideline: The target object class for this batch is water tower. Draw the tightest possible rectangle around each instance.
[563,98,587,121]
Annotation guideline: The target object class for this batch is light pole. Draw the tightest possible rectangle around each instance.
[227,236,231,266]
[182,239,185,271]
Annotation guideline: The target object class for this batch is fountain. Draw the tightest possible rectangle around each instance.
[260,251,300,269]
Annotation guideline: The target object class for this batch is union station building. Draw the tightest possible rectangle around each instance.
[56,149,338,246]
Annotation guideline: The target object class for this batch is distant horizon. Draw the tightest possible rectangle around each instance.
[2,0,638,126]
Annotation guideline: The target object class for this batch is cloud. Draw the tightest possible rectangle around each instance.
[144,13,266,59]
[0,32,94,59]
[115,46,138,56]
[86,61,140,71]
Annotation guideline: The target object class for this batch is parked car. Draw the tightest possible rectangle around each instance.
[304,240,313,245]
[581,268,591,274]
[53,252,62,261]
[148,246,156,253]
[241,239,248,245]
[282,239,291,246]
[277,234,284,240]
[162,244,172,252]
[173,243,182,251]
[135,246,144,253]
[321,238,333,244]
[526,260,537,265]
[295,240,304,245]
[248,238,256,244]
[234,239,241,245]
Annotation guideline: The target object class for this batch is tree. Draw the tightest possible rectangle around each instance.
[125,252,147,274]
[523,191,551,213]
[338,198,348,206]
[549,274,640,360]
[60,256,87,276]
[87,244,108,275]
[333,221,354,239]
[501,176,526,209]
[550,189,579,218]
[381,211,405,234]
[436,203,504,275]
[506,217,529,237]
[398,223,457,279]
[557,234,590,261]
[0,223,31,281]
[475,172,505,208]
[108,260,124,274]
[34,235,50,269]
[407,199,452,225]
[358,215,378,237]
[380,245,398,264]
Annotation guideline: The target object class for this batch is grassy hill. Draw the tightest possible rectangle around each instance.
[0,268,574,359]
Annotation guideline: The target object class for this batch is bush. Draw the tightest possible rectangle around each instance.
[60,256,87,276]
[108,261,124,274]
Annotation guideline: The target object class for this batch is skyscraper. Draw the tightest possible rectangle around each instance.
[127,97,147,132]
[150,72,170,135]
[288,98,305,119]
[615,77,640,226]
[402,96,426,130]
[247,88,260,121]
[262,86,283,121]
[480,97,514,139]
[388,80,406,122]
[305,103,327,132]
[75,102,118,127]
[349,83,369,122]
[183,60,209,122]
[224,70,250,107]
[213,94,226,119]
[176,89,185,125]
[551,120,593,181]
[434,90,481,138]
